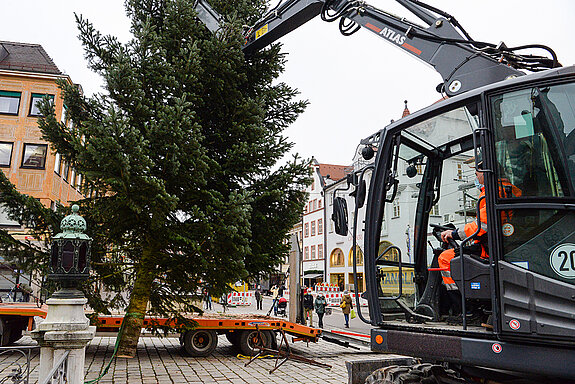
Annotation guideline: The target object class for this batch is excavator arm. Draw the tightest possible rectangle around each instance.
[195,0,559,96]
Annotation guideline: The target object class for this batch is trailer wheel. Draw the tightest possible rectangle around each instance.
[182,329,218,357]
[225,331,240,346]
[238,329,271,355]
[266,331,277,350]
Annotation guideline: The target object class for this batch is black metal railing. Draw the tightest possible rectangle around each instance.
[0,346,38,384]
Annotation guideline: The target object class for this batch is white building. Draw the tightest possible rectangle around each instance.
[324,105,480,293]
[300,159,351,288]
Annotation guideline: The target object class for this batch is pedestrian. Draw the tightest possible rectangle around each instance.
[303,289,314,327]
[271,285,279,316]
[340,290,353,328]
[314,292,327,328]
[255,285,263,310]
[203,288,212,310]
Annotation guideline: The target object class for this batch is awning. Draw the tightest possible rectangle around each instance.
[303,274,323,279]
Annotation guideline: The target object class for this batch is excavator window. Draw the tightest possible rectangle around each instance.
[491,82,575,284]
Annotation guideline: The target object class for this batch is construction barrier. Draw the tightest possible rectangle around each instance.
[314,283,339,292]
[322,292,368,307]
[227,291,253,306]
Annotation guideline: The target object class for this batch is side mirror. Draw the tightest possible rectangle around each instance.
[332,197,348,236]
[356,180,366,208]
[406,164,418,178]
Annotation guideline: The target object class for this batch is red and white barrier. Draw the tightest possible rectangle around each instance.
[227,291,253,306]
[321,292,368,307]
[314,283,340,293]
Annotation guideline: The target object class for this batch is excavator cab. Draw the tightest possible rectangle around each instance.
[358,67,575,380]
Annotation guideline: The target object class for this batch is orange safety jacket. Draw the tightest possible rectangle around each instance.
[456,180,522,259]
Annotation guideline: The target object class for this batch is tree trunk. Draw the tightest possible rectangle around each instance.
[116,251,157,358]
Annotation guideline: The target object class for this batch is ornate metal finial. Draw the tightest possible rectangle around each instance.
[55,204,89,240]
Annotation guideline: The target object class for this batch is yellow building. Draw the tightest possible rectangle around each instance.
[0,41,82,211]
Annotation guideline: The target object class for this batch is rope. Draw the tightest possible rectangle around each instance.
[84,312,144,384]
[236,353,276,360]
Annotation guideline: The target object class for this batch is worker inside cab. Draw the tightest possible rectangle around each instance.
[438,155,521,322]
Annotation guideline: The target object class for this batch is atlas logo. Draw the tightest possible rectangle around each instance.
[379,27,406,46]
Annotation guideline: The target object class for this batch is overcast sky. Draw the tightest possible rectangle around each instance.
[2,1,574,165]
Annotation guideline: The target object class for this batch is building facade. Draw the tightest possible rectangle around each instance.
[324,103,480,294]
[0,41,82,296]
[0,41,82,213]
[300,159,351,288]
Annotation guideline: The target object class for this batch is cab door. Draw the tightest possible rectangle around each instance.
[488,81,575,342]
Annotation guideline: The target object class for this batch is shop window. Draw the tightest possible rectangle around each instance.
[348,246,364,266]
[378,241,399,262]
[330,248,345,267]
[0,142,13,167]
[21,144,47,169]
[0,91,21,115]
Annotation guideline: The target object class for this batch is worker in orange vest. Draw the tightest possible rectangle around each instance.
[439,160,521,291]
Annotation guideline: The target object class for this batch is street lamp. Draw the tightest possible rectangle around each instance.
[48,204,91,298]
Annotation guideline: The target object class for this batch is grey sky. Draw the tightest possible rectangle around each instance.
[2,1,574,165]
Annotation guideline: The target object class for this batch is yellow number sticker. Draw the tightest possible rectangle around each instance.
[255,24,269,40]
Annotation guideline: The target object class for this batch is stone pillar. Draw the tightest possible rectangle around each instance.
[32,290,96,383]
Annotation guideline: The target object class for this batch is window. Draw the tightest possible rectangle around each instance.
[313,199,317,210]
[318,219,323,234]
[392,200,400,218]
[430,204,440,216]
[318,199,322,209]
[54,153,62,175]
[330,248,345,267]
[311,181,315,191]
[71,169,77,187]
[0,142,13,167]
[76,174,82,190]
[29,93,54,117]
[492,84,575,198]
[311,221,316,236]
[317,244,323,259]
[304,246,309,260]
[0,91,21,115]
[348,246,364,266]
[62,162,70,181]
[378,241,399,262]
[21,144,47,169]
[456,162,464,180]
[311,245,316,259]
[305,223,309,237]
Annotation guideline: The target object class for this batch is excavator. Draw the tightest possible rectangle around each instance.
[194,0,575,382]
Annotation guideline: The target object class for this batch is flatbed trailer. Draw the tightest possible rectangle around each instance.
[94,314,322,357]
[0,303,48,346]
[0,303,322,357]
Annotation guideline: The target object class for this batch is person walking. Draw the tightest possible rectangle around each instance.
[340,290,353,328]
[255,285,263,310]
[314,292,327,328]
[303,289,314,327]
[203,288,212,310]
[270,285,279,316]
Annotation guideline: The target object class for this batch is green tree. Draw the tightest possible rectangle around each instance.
[38,0,309,357]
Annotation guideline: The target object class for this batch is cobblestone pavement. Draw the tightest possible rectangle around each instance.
[5,334,390,383]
